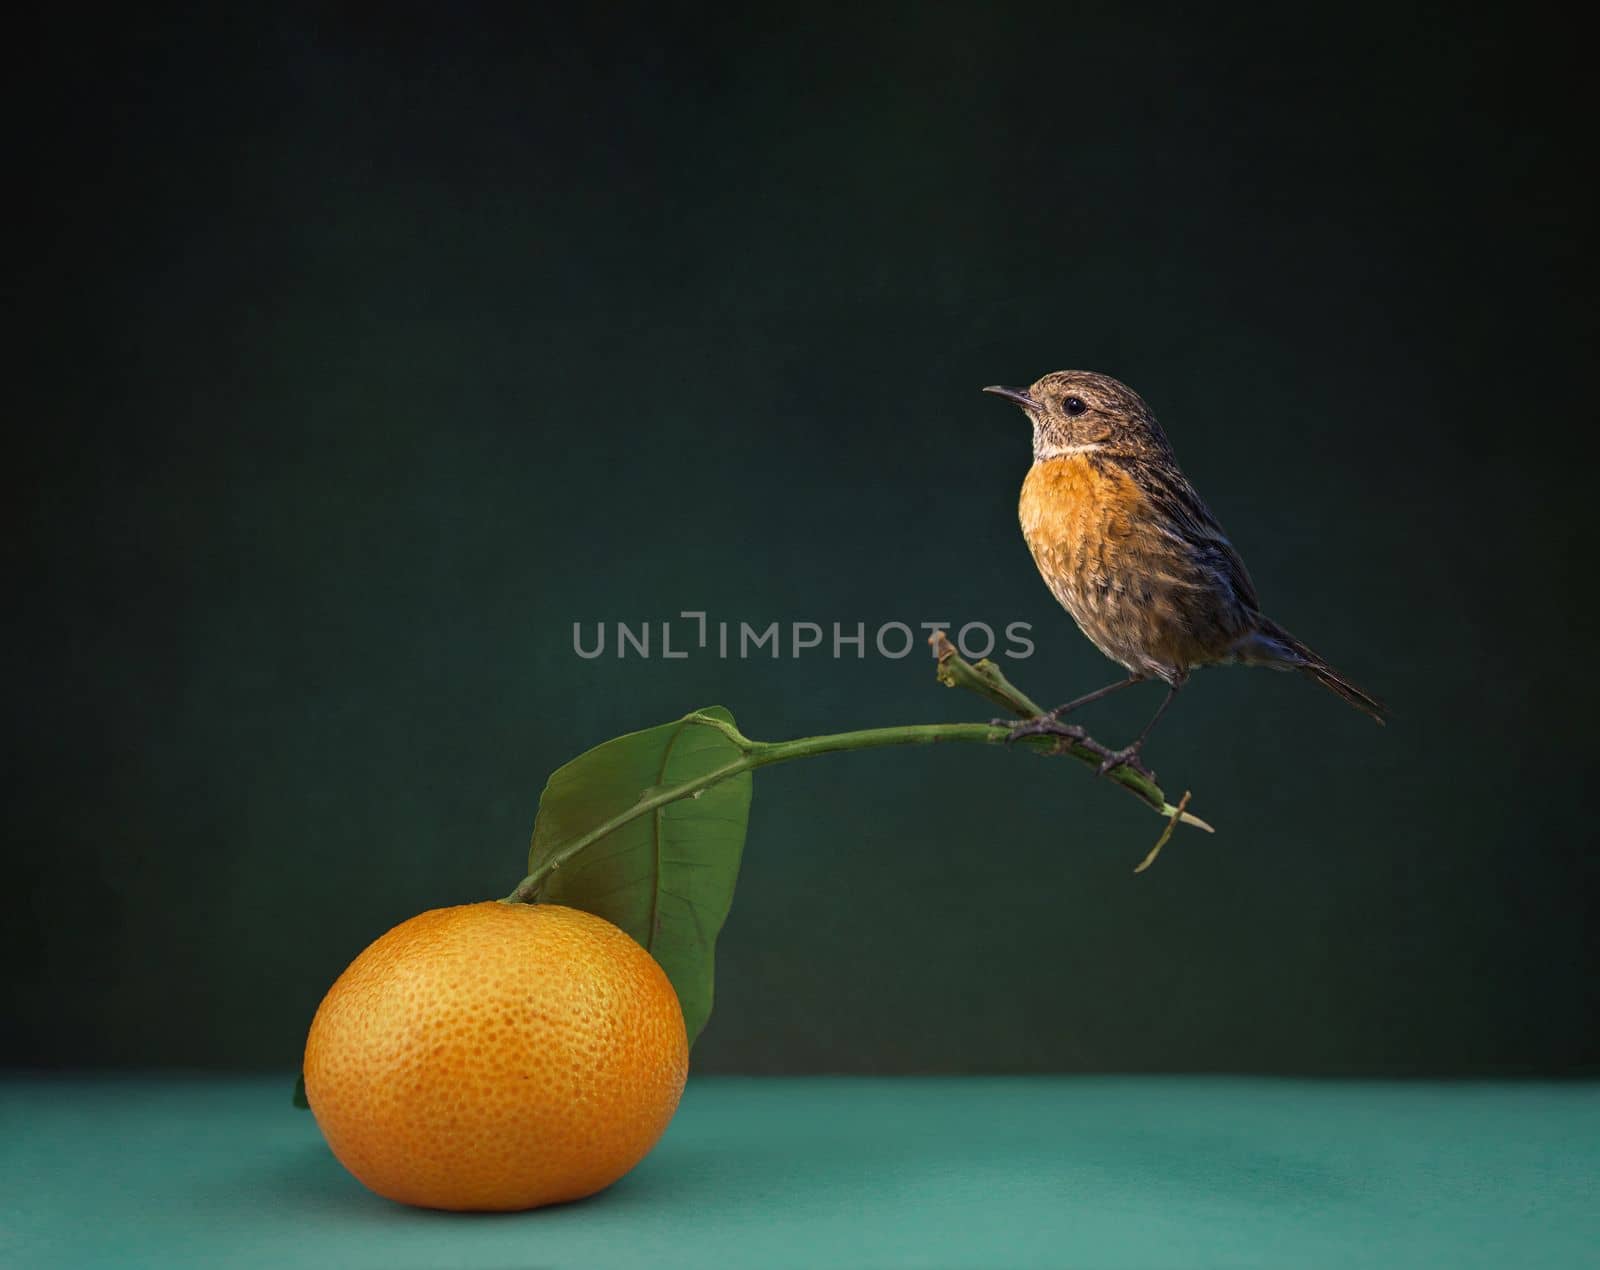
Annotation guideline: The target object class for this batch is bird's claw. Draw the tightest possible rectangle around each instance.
[1094,745,1155,781]
[993,715,1155,780]
[995,713,1087,748]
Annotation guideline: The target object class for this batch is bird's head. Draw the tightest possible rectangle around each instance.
[983,370,1167,461]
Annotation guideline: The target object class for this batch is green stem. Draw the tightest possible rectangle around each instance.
[700,708,1201,824]
[931,632,1047,719]
[502,702,1209,904]
[748,720,1002,764]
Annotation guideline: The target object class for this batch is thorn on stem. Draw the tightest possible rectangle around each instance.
[1135,790,1192,874]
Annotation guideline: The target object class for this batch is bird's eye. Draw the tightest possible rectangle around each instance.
[1063,396,1087,416]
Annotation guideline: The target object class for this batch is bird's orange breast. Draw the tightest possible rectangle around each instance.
[1018,454,1145,587]
[1018,454,1210,676]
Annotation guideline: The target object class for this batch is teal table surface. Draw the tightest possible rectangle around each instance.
[3,1076,1596,1269]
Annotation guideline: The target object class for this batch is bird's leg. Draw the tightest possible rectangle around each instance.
[994,674,1144,741]
[1045,674,1144,718]
[1094,680,1183,779]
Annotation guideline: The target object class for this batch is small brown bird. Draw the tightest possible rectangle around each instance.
[985,370,1384,776]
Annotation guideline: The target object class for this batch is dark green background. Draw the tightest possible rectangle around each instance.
[11,5,1593,1075]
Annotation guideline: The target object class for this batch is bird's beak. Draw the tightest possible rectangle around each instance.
[982,385,1039,411]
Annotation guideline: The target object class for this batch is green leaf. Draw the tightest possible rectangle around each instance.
[528,707,754,1046]
[292,1073,309,1109]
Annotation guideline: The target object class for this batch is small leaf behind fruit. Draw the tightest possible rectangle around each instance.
[292,1073,309,1109]
[528,707,753,1046]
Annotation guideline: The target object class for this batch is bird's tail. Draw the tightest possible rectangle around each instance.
[1247,617,1387,725]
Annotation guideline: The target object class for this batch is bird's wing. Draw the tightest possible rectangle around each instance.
[1133,461,1261,613]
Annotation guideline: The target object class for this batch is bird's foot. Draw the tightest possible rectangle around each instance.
[1092,743,1155,782]
[994,713,1087,748]
[991,715,1156,781]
